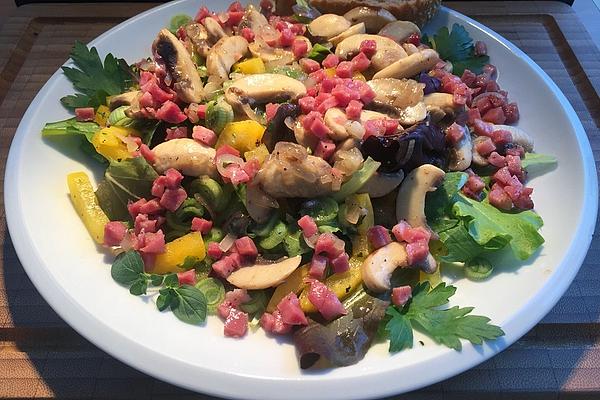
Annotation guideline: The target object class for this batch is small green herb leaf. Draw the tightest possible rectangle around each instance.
[307,43,332,63]
[129,278,148,296]
[164,273,180,288]
[425,24,489,75]
[150,274,165,286]
[385,307,414,352]
[157,288,176,311]
[171,285,207,324]
[111,251,145,286]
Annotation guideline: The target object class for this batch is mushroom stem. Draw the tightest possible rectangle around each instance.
[396,164,445,231]
[361,242,409,292]
[448,125,473,171]
[373,49,439,80]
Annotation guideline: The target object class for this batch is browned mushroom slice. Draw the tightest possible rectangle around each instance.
[308,13,352,39]
[343,7,396,33]
[224,73,306,113]
[206,36,249,82]
[378,20,420,43]
[152,138,217,178]
[203,16,228,43]
[152,29,204,103]
[335,34,407,71]
[361,242,409,292]
[373,49,440,80]
[329,23,366,46]
[108,90,141,110]
[396,164,445,230]
[227,256,302,289]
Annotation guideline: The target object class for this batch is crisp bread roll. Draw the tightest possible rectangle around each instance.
[276,0,441,28]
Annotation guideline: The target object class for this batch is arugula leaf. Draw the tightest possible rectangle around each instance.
[111,251,145,286]
[41,117,106,164]
[307,43,332,63]
[61,42,133,109]
[424,24,489,75]
[171,285,207,324]
[438,224,486,262]
[453,194,544,260]
[425,172,467,233]
[95,157,159,221]
[521,153,557,172]
[384,282,504,352]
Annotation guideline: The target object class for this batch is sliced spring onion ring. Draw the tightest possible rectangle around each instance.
[195,278,225,314]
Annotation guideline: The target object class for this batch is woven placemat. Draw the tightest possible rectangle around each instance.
[0,1,598,398]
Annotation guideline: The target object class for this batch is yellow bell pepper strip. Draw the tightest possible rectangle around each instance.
[91,126,138,161]
[299,257,363,313]
[94,105,111,126]
[67,172,110,244]
[348,193,374,258]
[324,67,366,81]
[266,264,310,312]
[152,232,206,275]
[216,120,266,154]
[234,57,266,74]
[244,143,270,164]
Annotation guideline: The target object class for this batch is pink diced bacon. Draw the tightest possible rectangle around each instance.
[75,107,95,122]
[298,215,318,238]
[192,125,217,146]
[309,254,328,279]
[305,278,347,321]
[103,221,127,246]
[367,225,392,250]
[330,252,350,274]
[234,236,258,259]
[277,293,308,325]
[191,217,213,234]
[224,309,249,337]
[177,269,196,286]
[392,286,412,307]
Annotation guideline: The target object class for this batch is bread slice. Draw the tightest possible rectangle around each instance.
[276,0,441,27]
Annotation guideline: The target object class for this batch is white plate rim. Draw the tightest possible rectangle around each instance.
[4,3,598,399]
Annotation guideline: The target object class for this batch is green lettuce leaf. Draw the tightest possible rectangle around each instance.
[453,194,544,260]
[521,153,557,172]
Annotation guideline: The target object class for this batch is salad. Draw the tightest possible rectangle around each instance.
[43,0,557,369]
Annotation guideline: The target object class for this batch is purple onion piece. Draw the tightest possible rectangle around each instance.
[418,72,441,95]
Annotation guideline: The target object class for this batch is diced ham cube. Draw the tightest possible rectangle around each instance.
[359,39,377,58]
[292,39,308,58]
[392,285,412,307]
[224,309,249,337]
[483,107,506,125]
[298,96,317,114]
[467,108,482,125]
[235,236,258,259]
[216,144,240,158]
[406,240,429,265]
[300,58,320,73]
[298,215,318,238]
[134,214,157,234]
[330,252,350,274]
[384,119,399,135]
[240,27,255,42]
[277,293,308,325]
[260,310,292,335]
[309,116,333,139]
[265,103,280,123]
[474,41,488,56]
[502,102,520,124]
[367,225,392,250]
[345,99,363,120]
[212,255,240,278]
[75,107,95,122]
[391,220,411,243]
[305,279,347,321]
[156,101,187,124]
[139,144,155,164]
[364,119,386,139]
[165,126,188,141]
[177,269,196,286]
[315,233,345,258]
[475,137,496,157]
[335,61,354,78]
[317,95,339,114]
[488,151,506,168]
[445,122,464,144]
[103,221,127,246]
[489,186,513,210]
[351,52,370,72]
[461,69,477,87]
[194,6,210,22]
[462,174,485,199]
[164,168,183,188]
[139,199,162,215]
[279,28,295,47]
[192,125,217,146]
[207,242,223,259]
[159,187,187,212]
[506,154,522,176]
[322,54,340,68]
[358,82,376,104]
[191,217,213,234]
[140,230,166,254]
[309,254,328,279]
[493,166,513,186]
[314,140,336,160]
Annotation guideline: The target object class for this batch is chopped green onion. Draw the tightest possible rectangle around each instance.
[332,157,381,201]
[464,257,493,280]
[205,98,234,134]
[168,14,192,34]
[283,230,309,257]
[300,197,339,226]
[204,227,224,244]
[107,105,132,127]
[195,278,225,314]
[259,220,287,249]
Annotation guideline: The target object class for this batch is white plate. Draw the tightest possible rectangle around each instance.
[4,2,598,399]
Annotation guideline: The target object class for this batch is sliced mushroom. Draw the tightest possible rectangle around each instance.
[185,22,210,57]
[256,142,341,198]
[402,43,419,55]
[343,7,396,33]
[361,242,409,292]
[324,108,350,141]
[224,73,307,113]
[152,138,217,178]
[397,102,427,126]
[373,49,440,80]
[378,20,420,44]
[332,147,364,177]
[227,256,302,289]
[396,164,445,229]
[493,124,534,152]
[308,14,352,39]
[424,93,463,116]
[335,34,407,72]
[203,16,228,43]
[358,171,404,198]
[472,136,490,167]
[248,41,295,68]
[329,23,366,46]
[108,90,141,110]
[206,36,249,82]
[152,29,204,103]
[448,125,473,171]
[368,78,424,109]
[294,120,320,149]
[239,5,269,31]
[246,183,277,224]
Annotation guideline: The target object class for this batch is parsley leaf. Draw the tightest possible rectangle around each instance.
[61,41,133,109]
[424,24,489,75]
[384,282,504,352]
